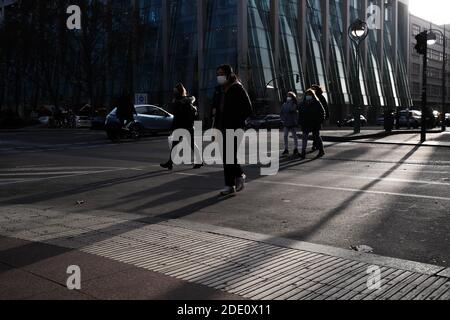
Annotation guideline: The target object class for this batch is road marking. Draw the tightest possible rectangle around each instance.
[0,167,148,186]
[255,180,450,202]
[174,172,450,202]
[285,170,450,186]
[0,171,113,177]
[0,166,130,172]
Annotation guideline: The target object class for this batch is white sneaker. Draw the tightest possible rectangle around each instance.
[220,186,236,196]
[236,174,247,192]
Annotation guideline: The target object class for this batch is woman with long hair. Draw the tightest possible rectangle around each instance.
[161,83,203,171]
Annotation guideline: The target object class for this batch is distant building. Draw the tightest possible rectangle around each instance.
[409,15,450,111]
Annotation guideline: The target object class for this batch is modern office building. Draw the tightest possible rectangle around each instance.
[409,14,449,111]
[131,0,413,123]
[1,0,413,124]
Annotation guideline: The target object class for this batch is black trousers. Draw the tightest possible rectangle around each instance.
[223,135,244,187]
[168,129,202,165]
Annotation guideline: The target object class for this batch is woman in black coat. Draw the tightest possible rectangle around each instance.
[161,83,203,171]
[299,89,326,159]
[211,64,253,196]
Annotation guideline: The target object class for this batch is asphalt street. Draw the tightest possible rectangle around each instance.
[1,129,449,268]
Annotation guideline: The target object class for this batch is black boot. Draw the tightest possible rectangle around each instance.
[160,161,173,171]
[193,163,204,169]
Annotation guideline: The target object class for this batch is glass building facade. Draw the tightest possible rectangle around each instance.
[117,0,413,123]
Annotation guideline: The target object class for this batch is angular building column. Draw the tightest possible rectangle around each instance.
[392,0,399,74]
[378,0,385,85]
[342,0,351,80]
[269,0,281,107]
[161,0,170,106]
[321,0,330,79]
[299,0,307,80]
[271,0,280,84]
[237,0,249,87]
[362,0,368,69]
[405,1,411,77]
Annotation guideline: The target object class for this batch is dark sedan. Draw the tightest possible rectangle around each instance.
[337,115,368,128]
[245,115,284,130]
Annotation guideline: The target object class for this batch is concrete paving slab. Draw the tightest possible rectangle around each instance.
[1,203,450,300]
[0,267,64,300]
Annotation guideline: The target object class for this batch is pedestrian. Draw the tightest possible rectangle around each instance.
[161,83,203,171]
[280,92,300,156]
[311,85,329,152]
[116,92,137,128]
[211,64,253,196]
[299,89,326,159]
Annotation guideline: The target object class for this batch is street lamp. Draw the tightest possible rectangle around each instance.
[425,29,447,132]
[348,19,369,134]
[264,73,302,101]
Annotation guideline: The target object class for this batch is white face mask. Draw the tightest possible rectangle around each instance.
[287,97,293,102]
[305,95,313,101]
[217,76,228,86]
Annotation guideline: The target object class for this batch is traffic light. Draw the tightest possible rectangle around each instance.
[415,31,428,55]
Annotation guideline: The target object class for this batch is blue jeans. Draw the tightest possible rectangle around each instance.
[302,130,324,153]
[284,127,299,151]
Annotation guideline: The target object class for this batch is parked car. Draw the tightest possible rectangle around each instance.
[245,114,283,130]
[74,115,92,128]
[397,110,422,129]
[337,115,368,128]
[38,116,50,126]
[105,105,174,140]
[91,108,108,130]
[376,115,385,126]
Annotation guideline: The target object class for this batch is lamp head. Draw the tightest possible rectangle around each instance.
[350,19,368,39]
[427,31,437,45]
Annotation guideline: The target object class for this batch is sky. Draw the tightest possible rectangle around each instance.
[409,0,450,25]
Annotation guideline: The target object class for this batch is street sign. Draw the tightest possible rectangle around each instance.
[135,93,148,105]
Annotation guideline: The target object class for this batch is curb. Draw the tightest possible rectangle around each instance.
[299,130,450,148]
[157,219,449,279]
[321,139,450,148]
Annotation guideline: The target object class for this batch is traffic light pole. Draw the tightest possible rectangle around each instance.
[421,44,428,143]
[442,31,447,132]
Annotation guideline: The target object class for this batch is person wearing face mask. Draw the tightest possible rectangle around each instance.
[280,92,300,156]
[311,85,329,152]
[211,64,253,196]
[299,89,326,159]
[161,83,203,171]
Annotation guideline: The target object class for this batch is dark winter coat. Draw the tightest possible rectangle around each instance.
[117,96,136,120]
[317,94,330,120]
[211,82,253,131]
[299,98,326,132]
[171,96,197,131]
[280,100,299,128]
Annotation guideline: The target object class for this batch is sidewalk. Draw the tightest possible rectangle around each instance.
[1,205,449,300]
[317,129,450,148]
